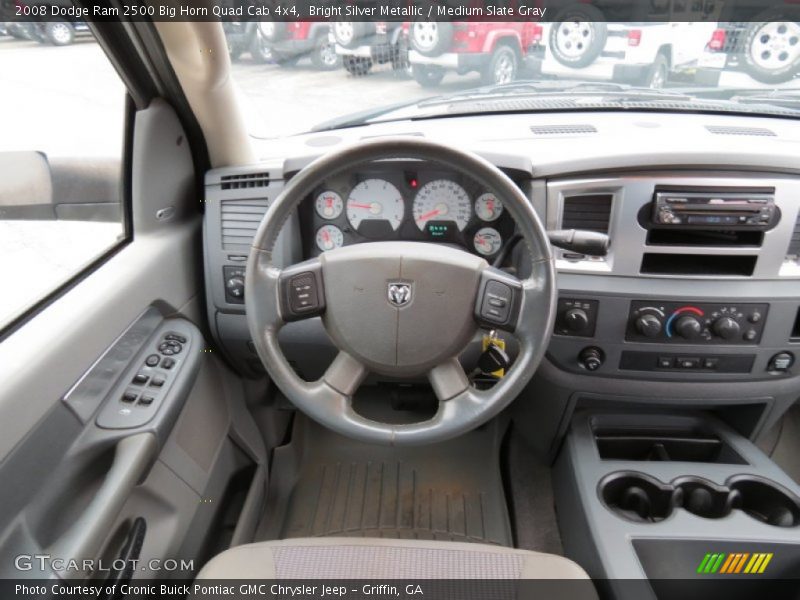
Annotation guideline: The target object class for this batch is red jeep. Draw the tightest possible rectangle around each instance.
[254,22,339,69]
[407,22,544,87]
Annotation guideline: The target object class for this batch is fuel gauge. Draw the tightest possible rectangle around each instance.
[315,191,344,219]
[474,227,502,256]
[475,193,503,222]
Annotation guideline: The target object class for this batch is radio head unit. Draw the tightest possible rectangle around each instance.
[652,191,778,229]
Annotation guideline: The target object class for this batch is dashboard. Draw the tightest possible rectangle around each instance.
[298,162,516,259]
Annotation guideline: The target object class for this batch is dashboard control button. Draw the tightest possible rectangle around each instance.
[161,357,175,370]
[712,316,740,340]
[145,354,160,367]
[768,352,794,372]
[748,312,762,323]
[677,357,700,369]
[743,329,757,341]
[132,373,149,385]
[223,266,246,305]
[635,314,662,337]
[579,347,604,371]
[674,315,703,340]
[657,356,673,369]
[703,357,719,369]
[122,391,137,403]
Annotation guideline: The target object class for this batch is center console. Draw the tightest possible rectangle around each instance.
[554,412,800,600]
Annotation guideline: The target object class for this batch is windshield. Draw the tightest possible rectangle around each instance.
[228,19,800,137]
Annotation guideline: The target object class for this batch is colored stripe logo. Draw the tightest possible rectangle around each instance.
[697,552,773,574]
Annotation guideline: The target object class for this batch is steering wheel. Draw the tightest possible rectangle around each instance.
[246,138,555,445]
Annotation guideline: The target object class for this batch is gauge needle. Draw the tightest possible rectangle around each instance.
[349,203,372,209]
[418,208,440,222]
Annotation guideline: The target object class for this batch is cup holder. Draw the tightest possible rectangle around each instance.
[600,472,676,523]
[673,477,733,520]
[728,476,800,528]
[599,472,800,528]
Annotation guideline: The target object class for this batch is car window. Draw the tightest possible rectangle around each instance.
[226,17,800,138]
[0,27,127,331]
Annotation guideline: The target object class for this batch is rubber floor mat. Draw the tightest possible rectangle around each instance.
[258,415,512,546]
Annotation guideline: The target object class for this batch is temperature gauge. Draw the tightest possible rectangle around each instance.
[474,227,502,256]
[315,191,344,220]
[316,225,344,252]
[474,193,503,222]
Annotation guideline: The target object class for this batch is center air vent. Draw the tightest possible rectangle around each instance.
[788,211,800,259]
[221,172,270,190]
[530,124,597,135]
[221,198,269,247]
[705,125,776,137]
[561,194,613,233]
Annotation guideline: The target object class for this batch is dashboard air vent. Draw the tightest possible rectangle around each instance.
[788,212,800,259]
[705,125,776,137]
[530,124,597,135]
[221,198,269,247]
[561,194,613,233]
[221,172,270,190]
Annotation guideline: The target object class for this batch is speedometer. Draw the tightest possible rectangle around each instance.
[346,179,404,232]
[412,179,472,231]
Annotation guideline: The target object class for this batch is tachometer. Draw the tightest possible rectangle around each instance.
[315,191,344,219]
[316,225,344,252]
[412,179,472,231]
[474,193,503,222]
[474,227,502,256]
[346,179,404,232]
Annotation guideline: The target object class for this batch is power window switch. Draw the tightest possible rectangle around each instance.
[132,372,149,385]
[122,391,137,403]
[138,395,154,406]
[150,376,166,388]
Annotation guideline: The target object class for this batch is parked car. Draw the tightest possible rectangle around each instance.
[3,21,36,40]
[541,5,713,88]
[694,16,800,86]
[225,21,338,69]
[331,21,407,76]
[407,21,544,87]
[33,20,91,46]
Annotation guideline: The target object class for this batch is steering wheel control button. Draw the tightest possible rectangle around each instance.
[768,352,795,372]
[280,264,326,322]
[161,357,175,370]
[132,372,149,385]
[579,347,604,371]
[481,282,512,323]
[145,354,160,367]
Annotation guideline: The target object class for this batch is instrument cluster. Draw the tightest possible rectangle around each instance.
[300,162,516,259]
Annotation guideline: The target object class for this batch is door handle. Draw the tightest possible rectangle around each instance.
[48,433,157,580]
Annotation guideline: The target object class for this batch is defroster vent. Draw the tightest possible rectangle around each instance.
[221,198,269,247]
[561,194,613,233]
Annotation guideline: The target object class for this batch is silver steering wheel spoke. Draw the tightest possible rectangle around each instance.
[428,358,471,402]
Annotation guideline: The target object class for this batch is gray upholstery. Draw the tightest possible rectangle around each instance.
[197,537,595,583]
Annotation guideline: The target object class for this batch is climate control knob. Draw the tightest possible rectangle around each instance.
[674,315,703,340]
[635,314,662,337]
[712,316,740,340]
